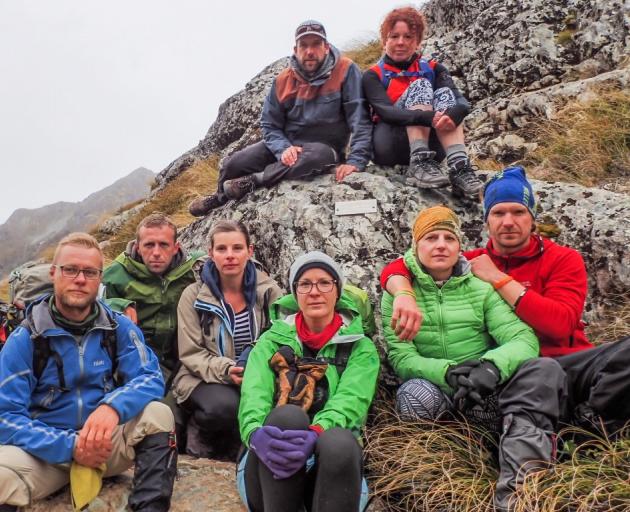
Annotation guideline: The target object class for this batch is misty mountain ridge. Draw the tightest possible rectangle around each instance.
[0,167,155,278]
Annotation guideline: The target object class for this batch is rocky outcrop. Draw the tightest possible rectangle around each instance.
[0,167,155,278]
[178,167,630,323]
[155,0,629,189]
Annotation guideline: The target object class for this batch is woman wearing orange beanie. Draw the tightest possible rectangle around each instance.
[381,205,566,511]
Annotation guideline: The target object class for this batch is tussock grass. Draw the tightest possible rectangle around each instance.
[95,156,219,260]
[366,402,630,512]
[343,38,382,71]
[366,402,497,512]
[525,88,630,187]
[0,279,9,302]
[586,293,630,342]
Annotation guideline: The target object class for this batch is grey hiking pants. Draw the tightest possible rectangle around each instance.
[396,358,567,512]
[556,336,630,424]
[216,141,338,203]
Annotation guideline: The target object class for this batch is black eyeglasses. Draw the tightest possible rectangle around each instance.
[55,265,103,280]
[295,279,336,294]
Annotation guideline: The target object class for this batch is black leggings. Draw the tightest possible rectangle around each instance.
[244,405,363,512]
[182,382,240,453]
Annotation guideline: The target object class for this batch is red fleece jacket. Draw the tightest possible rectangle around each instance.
[380,235,593,357]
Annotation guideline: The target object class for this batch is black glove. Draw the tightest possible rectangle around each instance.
[445,360,481,389]
[446,360,481,411]
[457,361,501,406]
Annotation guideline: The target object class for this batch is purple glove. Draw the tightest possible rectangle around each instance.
[250,426,306,479]
[250,426,318,480]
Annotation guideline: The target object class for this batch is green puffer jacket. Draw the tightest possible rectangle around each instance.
[238,291,380,446]
[102,242,204,370]
[382,250,539,391]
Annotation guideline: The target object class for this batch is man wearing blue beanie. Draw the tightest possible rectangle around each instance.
[380,165,630,510]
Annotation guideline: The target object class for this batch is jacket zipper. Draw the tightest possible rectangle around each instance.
[77,337,85,428]
[436,288,447,359]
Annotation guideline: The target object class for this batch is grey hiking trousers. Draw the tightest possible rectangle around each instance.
[396,358,567,512]
[216,141,338,203]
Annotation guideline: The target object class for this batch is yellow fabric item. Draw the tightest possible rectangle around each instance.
[70,462,106,511]
[412,205,462,243]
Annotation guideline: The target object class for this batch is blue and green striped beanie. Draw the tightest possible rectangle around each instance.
[483,166,536,221]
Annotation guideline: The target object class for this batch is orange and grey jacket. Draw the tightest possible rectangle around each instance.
[261,45,372,171]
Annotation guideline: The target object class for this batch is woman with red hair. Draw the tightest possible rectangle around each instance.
[363,7,482,198]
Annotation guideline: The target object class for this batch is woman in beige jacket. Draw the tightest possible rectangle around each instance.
[172,220,283,459]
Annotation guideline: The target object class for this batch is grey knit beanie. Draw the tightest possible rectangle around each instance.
[289,251,344,298]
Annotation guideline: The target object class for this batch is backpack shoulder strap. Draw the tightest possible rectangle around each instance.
[22,316,68,391]
[103,310,121,387]
[332,342,355,376]
[419,58,436,87]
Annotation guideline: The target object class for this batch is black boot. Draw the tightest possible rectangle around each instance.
[128,431,177,512]
[0,505,18,512]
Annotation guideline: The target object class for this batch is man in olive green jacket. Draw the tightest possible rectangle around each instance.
[102,213,203,376]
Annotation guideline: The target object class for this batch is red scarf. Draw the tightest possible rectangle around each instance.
[295,311,343,352]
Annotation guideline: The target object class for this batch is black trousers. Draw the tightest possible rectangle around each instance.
[217,141,338,202]
[182,382,241,455]
[555,336,630,421]
[244,405,363,512]
[372,121,445,166]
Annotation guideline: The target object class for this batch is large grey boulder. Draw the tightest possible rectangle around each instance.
[179,167,630,324]
[155,0,629,189]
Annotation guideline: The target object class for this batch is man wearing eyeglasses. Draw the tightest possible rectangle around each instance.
[189,19,372,216]
[0,232,176,512]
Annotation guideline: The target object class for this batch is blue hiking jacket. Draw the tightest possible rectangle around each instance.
[0,297,164,463]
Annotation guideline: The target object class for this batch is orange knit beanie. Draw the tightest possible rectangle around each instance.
[412,205,462,243]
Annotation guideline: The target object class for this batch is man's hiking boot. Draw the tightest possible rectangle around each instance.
[223,175,257,200]
[409,150,450,188]
[188,194,223,217]
[449,159,484,198]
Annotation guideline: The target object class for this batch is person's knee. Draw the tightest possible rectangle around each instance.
[396,378,449,421]
[0,466,31,507]
[299,142,338,167]
[316,428,361,471]
[518,358,566,389]
[402,78,434,109]
[432,86,456,111]
[264,404,309,430]
[194,402,238,431]
[135,401,175,434]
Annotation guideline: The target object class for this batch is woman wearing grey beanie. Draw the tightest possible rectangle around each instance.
[236,251,379,512]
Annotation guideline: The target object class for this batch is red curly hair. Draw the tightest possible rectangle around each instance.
[379,6,427,45]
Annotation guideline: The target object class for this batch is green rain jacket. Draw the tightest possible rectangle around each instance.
[238,291,380,446]
[382,250,539,391]
[102,241,204,370]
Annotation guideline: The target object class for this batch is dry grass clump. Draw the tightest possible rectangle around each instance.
[525,87,630,187]
[0,279,9,302]
[343,38,382,71]
[586,293,630,342]
[366,399,630,511]
[365,402,497,511]
[516,427,630,512]
[95,156,219,260]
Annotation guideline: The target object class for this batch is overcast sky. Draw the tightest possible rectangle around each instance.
[0,1,389,224]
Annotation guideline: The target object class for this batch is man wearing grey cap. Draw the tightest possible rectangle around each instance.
[189,20,372,217]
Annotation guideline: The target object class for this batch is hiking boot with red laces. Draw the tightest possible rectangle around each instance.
[223,175,257,200]
[188,194,223,217]
[409,150,450,188]
[449,159,484,198]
